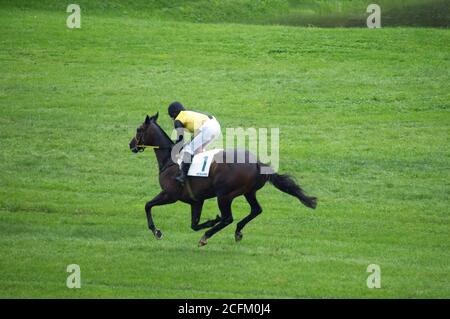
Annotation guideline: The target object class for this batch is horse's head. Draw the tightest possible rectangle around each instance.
[129,112,159,153]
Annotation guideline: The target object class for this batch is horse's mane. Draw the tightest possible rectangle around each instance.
[151,121,174,146]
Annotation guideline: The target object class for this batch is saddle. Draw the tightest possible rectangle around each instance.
[177,149,222,177]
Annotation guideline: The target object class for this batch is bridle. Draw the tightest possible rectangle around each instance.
[135,130,159,152]
[135,130,173,152]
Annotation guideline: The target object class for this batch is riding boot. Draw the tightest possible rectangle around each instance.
[175,154,192,184]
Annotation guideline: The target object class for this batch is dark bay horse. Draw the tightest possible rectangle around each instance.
[129,112,317,246]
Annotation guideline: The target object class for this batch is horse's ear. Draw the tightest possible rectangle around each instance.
[153,112,159,122]
[145,115,151,125]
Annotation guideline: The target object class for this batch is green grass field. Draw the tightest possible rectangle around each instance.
[0,1,449,298]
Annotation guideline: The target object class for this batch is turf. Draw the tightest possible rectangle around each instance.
[2,0,449,26]
[0,3,449,298]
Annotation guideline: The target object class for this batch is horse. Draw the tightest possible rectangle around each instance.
[129,112,317,246]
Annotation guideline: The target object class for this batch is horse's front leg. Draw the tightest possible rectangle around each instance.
[190,201,221,231]
[145,191,176,239]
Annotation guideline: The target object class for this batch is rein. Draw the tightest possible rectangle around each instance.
[137,144,173,151]
[137,144,160,149]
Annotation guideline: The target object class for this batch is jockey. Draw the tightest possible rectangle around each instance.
[168,101,221,184]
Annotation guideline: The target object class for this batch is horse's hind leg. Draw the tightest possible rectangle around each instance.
[235,191,262,242]
[198,196,234,246]
[191,201,221,231]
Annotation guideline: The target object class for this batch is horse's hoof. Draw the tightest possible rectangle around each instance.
[198,236,208,247]
[235,232,243,242]
[154,229,163,240]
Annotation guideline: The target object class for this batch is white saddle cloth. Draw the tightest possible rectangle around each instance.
[177,149,222,177]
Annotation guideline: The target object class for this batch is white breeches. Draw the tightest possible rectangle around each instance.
[183,117,221,155]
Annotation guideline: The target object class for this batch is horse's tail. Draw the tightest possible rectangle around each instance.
[267,173,317,209]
